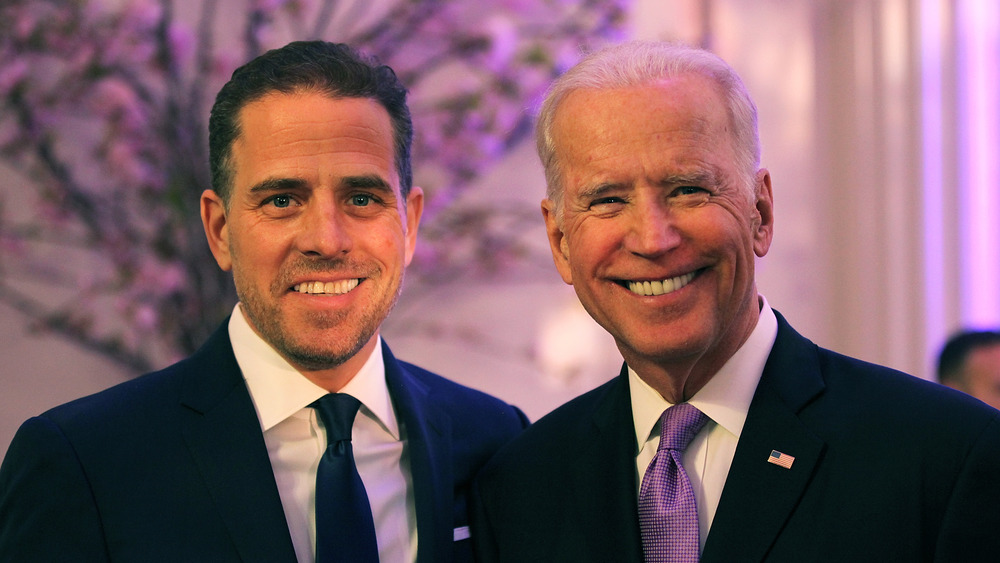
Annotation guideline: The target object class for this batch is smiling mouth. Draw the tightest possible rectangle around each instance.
[621,271,698,296]
[293,279,360,295]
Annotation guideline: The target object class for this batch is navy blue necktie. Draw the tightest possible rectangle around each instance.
[311,394,379,563]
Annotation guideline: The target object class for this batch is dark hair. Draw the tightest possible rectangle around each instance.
[208,41,413,204]
[937,329,1000,384]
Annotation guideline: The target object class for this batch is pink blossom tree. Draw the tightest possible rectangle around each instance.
[0,0,626,371]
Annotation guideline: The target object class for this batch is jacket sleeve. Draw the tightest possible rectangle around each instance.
[0,416,110,562]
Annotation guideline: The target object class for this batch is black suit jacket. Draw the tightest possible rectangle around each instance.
[0,322,528,562]
[472,311,1000,562]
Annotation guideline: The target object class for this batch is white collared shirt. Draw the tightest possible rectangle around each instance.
[229,305,418,563]
[630,296,778,550]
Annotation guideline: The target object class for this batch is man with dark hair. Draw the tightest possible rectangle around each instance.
[0,41,526,563]
[472,40,1000,562]
[938,329,1000,410]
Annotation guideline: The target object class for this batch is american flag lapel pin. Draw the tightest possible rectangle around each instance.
[767,449,795,469]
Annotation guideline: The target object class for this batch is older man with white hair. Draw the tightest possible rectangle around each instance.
[472,40,1000,563]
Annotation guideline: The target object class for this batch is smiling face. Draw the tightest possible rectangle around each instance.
[541,74,773,391]
[201,90,422,388]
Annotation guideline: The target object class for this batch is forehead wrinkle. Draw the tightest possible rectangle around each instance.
[238,96,393,153]
[266,127,391,157]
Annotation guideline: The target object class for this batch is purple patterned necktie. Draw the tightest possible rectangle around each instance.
[638,403,710,562]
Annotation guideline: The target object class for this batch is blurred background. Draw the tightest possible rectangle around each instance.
[2,0,999,457]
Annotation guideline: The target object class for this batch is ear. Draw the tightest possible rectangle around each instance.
[403,186,424,266]
[201,189,233,271]
[541,198,574,285]
[752,169,774,258]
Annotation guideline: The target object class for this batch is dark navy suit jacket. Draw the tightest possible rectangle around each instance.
[472,311,1000,562]
[0,322,528,562]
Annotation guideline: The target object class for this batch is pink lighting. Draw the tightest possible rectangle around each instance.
[956,0,1000,327]
[921,0,945,350]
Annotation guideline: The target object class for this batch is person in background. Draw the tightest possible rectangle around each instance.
[471,40,1000,562]
[938,329,1000,410]
[0,40,527,563]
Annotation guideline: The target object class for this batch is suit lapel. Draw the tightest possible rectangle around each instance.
[382,342,453,563]
[177,323,297,563]
[568,368,645,562]
[701,312,826,562]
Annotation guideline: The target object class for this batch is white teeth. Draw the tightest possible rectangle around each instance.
[293,279,360,295]
[627,272,696,296]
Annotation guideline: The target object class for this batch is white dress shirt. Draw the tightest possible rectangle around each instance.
[228,304,418,563]
[630,296,778,550]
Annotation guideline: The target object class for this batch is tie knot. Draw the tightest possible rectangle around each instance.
[311,393,361,445]
[657,403,709,452]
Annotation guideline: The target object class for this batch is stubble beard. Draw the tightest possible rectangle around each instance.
[235,262,404,372]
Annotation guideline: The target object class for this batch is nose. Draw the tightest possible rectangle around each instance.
[296,197,353,258]
[624,199,681,257]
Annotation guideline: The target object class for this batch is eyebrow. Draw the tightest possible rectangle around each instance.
[575,170,718,200]
[247,174,394,194]
[248,177,308,194]
[657,171,717,187]
[343,174,393,192]
[576,182,626,201]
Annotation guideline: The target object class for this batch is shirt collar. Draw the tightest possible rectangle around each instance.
[228,304,399,439]
[630,295,778,450]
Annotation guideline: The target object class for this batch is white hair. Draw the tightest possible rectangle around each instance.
[536,40,761,216]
